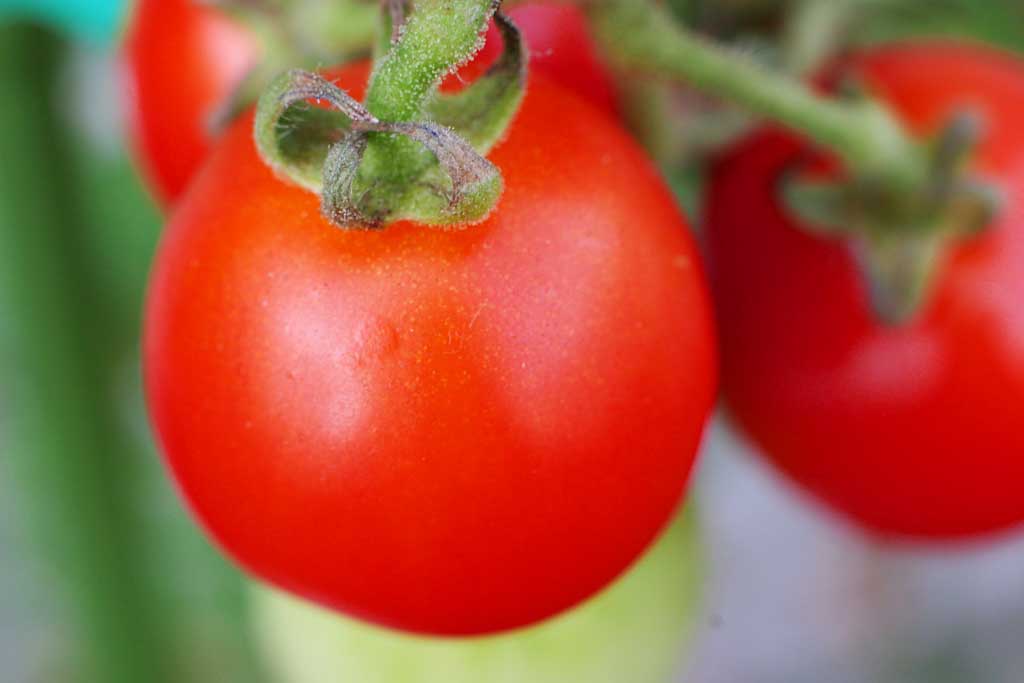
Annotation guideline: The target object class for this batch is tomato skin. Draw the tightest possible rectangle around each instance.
[122,2,616,205]
[122,0,257,204]
[144,62,716,634]
[707,42,1024,539]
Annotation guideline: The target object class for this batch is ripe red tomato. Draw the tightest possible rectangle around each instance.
[707,42,1024,539]
[122,1,616,205]
[144,62,716,634]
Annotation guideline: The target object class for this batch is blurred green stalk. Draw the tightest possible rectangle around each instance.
[0,24,174,683]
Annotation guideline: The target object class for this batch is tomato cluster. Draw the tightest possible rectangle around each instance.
[128,0,1024,639]
[707,43,1024,539]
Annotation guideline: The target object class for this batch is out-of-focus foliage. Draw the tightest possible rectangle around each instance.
[254,511,704,683]
[858,0,1024,50]
[0,23,264,683]
[664,0,1024,51]
[0,0,125,43]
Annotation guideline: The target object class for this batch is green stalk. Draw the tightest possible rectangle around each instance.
[361,0,498,188]
[365,0,497,122]
[586,0,998,321]
[255,0,522,228]
[782,0,858,76]
[587,0,928,194]
[0,25,174,683]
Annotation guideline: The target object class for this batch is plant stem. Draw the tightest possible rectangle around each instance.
[365,0,496,122]
[255,3,524,229]
[0,25,174,683]
[782,0,857,76]
[586,0,928,193]
[361,0,498,188]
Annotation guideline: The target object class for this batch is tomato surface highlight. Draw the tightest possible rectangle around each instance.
[707,42,1024,539]
[144,62,716,634]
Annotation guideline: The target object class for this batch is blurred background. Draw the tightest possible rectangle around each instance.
[2,0,1024,681]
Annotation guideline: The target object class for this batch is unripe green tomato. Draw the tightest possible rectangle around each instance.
[252,510,704,683]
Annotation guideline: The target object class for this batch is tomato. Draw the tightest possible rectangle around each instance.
[122,0,257,204]
[121,1,616,204]
[143,62,716,634]
[706,42,1024,539]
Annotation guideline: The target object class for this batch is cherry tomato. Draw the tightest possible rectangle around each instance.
[144,62,716,634]
[122,1,616,205]
[122,0,257,204]
[706,42,1024,539]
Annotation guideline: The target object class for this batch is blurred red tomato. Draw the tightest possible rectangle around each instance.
[707,42,1024,539]
[122,0,257,204]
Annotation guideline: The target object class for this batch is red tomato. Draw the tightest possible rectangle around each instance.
[707,42,1024,539]
[144,62,716,634]
[122,0,257,204]
[122,1,616,205]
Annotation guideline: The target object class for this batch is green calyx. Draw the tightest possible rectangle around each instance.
[254,1,526,230]
[785,111,1001,324]
[425,12,527,153]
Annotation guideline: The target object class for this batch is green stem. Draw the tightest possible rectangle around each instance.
[254,5,524,229]
[361,0,498,188]
[0,25,174,683]
[289,0,380,60]
[782,0,857,76]
[212,0,379,59]
[365,0,497,121]
[587,0,928,193]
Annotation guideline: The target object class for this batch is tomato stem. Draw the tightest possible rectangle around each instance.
[585,0,1001,322]
[365,0,498,123]
[358,0,500,198]
[253,0,527,229]
[586,0,928,195]
[211,0,380,58]
[781,0,858,76]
